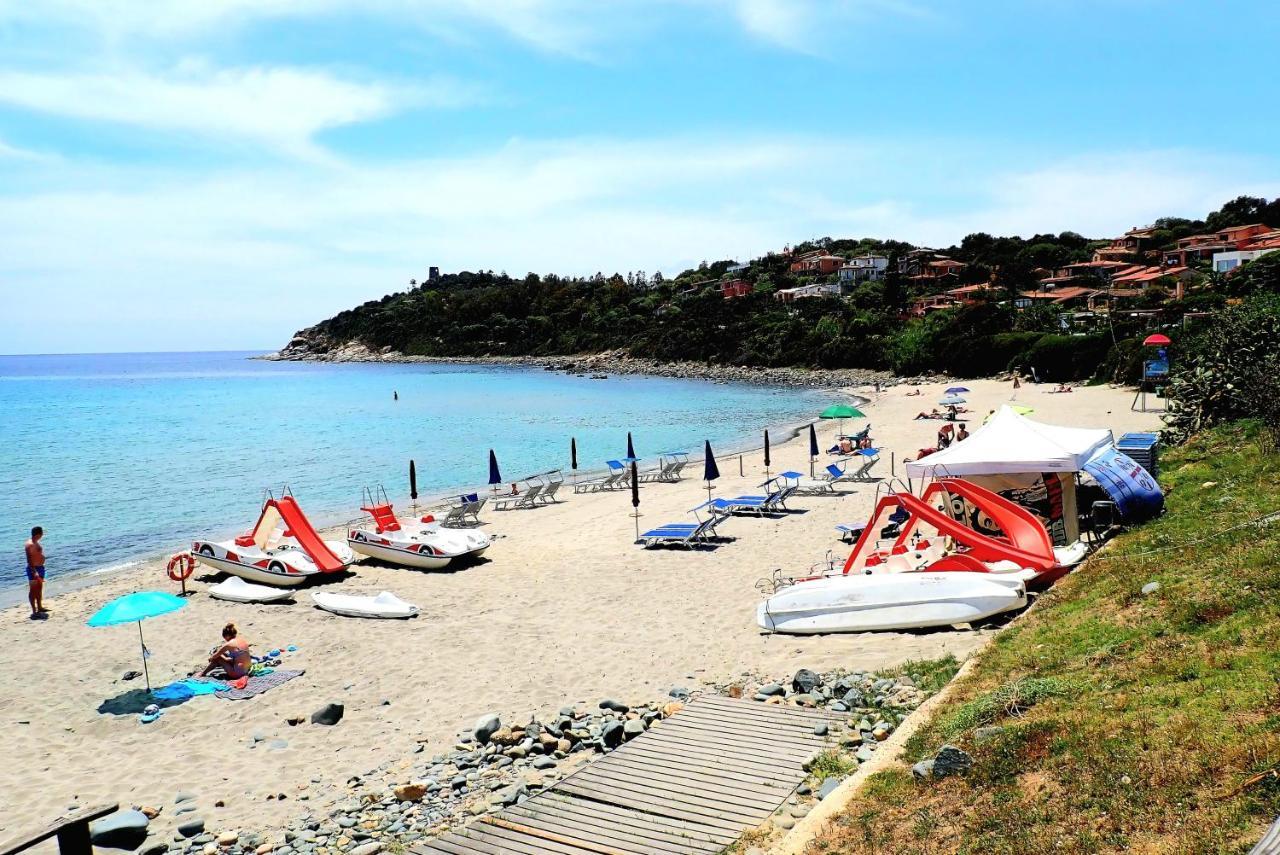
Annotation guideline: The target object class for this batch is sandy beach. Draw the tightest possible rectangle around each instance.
[0,377,1161,840]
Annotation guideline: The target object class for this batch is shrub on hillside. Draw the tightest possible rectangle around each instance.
[1016,334,1110,382]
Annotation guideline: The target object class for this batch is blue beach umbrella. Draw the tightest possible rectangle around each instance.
[703,441,720,501]
[945,386,970,395]
[487,449,502,488]
[87,591,187,692]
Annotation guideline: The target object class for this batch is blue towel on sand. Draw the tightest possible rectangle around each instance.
[152,679,222,701]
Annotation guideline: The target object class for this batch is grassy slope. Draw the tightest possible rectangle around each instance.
[812,421,1280,854]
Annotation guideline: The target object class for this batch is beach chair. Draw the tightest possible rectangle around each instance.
[539,471,564,503]
[844,448,881,481]
[493,483,544,510]
[711,483,792,516]
[836,521,868,543]
[442,494,485,527]
[573,469,620,493]
[779,470,837,496]
[665,456,688,481]
[638,517,714,548]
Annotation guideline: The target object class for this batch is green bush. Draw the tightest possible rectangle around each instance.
[1017,334,1110,381]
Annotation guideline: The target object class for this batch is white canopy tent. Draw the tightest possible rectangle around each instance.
[905,405,1114,542]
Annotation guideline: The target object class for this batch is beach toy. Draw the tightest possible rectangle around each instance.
[268,649,281,658]
[140,703,163,724]
[287,644,298,652]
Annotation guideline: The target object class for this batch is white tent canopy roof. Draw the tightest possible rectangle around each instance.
[905,405,1114,479]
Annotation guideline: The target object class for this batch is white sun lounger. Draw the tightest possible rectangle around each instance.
[493,483,544,510]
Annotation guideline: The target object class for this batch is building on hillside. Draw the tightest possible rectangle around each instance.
[1162,223,1273,267]
[789,250,845,275]
[1110,265,1194,299]
[725,262,750,275]
[719,278,754,299]
[1212,230,1280,273]
[1087,288,1146,314]
[774,282,840,302]
[1092,226,1161,262]
[838,254,889,284]
[1016,286,1097,311]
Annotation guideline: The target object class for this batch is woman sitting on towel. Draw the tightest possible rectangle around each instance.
[201,622,251,679]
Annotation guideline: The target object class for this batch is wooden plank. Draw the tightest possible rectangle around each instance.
[477,819,625,855]
[0,804,118,855]
[656,712,833,749]
[587,750,798,797]
[531,792,735,845]
[509,801,723,853]
[412,833,500,855]
[642,718,818,756]
[693,696,847,723]
[613,734,802,775]
[502,806,707,855]
[450,825,580,855]
[676,699,845,729]
[557,773,766,827]
[556,780,746,833]
[638,724,817,762]
[611,738,801,778]
[568,765,779,818]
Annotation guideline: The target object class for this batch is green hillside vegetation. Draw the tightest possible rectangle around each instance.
[290,196,1279,381]
[809,420,1280,854]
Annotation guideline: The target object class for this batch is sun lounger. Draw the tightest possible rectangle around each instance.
[778,470,837,495]
[711,484,794,516]
[639,503,731,547]
[843,448,881,481]
[493,483,544,510]
[836,521,868,543]
[442,494,485,527]
[539,471,564,503]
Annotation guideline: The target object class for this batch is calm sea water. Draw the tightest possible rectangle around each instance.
[0,352,826,592]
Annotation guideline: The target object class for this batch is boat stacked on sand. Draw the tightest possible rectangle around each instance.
[758,478,1087,634]
[346,489,490,570]
[191,492,355,587]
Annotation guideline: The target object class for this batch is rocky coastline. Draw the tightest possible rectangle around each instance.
[263,335,922,389]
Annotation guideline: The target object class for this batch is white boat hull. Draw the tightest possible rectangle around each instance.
[191,541,320,587]
[208,577,297,603]
[347,523,490,569]
[347,537,452,569]
[312,591,419,619]
[758,572,1026,634]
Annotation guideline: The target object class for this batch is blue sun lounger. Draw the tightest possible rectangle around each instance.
[638,503,730,547]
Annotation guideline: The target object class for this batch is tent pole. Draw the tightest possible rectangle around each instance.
[138,622,151,693]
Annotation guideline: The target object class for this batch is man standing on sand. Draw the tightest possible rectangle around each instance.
[25,526,47,619]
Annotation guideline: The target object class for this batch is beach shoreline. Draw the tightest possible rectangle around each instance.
[0,377,1162,845]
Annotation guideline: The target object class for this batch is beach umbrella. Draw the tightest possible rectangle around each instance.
[819,403,864,433]
[625,432,637,462]
[630,460,641,541]
[763,430,771,481]
[703,440,720,502]
[808,423,819,477]
[487,449,502,489]
[1143,333,1171,346]
[939,395,967,406]
[945,386,970,394]
[408,459,418,501]
[87,591,187,692]
[570,437,578,471]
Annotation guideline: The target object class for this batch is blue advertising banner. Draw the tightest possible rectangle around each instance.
[1083,447,1164,523]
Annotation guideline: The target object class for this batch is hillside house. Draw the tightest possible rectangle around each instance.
[838,254,889,284]
[775,282,840,302]
[789,250,845,275]
[1092,226,1161,262]
[1162,223,1273,267]
[719,278,754,299]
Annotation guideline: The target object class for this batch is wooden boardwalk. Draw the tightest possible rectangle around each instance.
[412,695,845,855]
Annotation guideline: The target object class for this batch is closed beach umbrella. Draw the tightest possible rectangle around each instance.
[630,460,641,541]
[570,437,578,471]
[409,459,418,501]
[764,429,771,479]
[487,449,502,487]
[808,423,819,477]
[819,403,865,433]
[626,432,637,461]
[703,440,720,501]
[87,591,187,692]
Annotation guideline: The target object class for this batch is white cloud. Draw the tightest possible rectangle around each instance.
[1,135,1275,353]
[0,64,470,159]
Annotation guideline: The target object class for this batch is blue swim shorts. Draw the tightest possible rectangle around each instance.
[26,566,45,581]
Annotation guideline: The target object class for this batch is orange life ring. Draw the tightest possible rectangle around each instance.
[167,552,196,582]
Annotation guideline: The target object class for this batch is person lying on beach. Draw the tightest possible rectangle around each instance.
[905,388,922,397]
[201,622,251,679]
[914,409,942,420]
[838,437,855,454]
[1052,384,1073,393]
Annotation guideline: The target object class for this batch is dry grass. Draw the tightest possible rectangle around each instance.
[810,420,1280,854]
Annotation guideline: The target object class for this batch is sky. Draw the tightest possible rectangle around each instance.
[1,1,1279,354]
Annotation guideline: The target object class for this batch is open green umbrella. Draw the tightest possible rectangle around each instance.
[87,591,187,692]
[819,403,865,434]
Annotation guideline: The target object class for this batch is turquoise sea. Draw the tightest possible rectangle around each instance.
[0,351,827,594]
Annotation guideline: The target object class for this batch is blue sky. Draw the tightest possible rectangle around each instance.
[1,0,1278,354]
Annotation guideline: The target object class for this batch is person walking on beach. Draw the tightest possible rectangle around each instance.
[25,526,46,619]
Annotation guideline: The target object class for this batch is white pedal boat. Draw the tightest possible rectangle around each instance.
[192,495,355,587]
[311,591,419,619]
[347,499,490,569]
[208,577,296,603]
[757,572,1027,634]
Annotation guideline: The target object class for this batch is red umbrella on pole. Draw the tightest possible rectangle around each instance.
[1143,333,1171,346]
